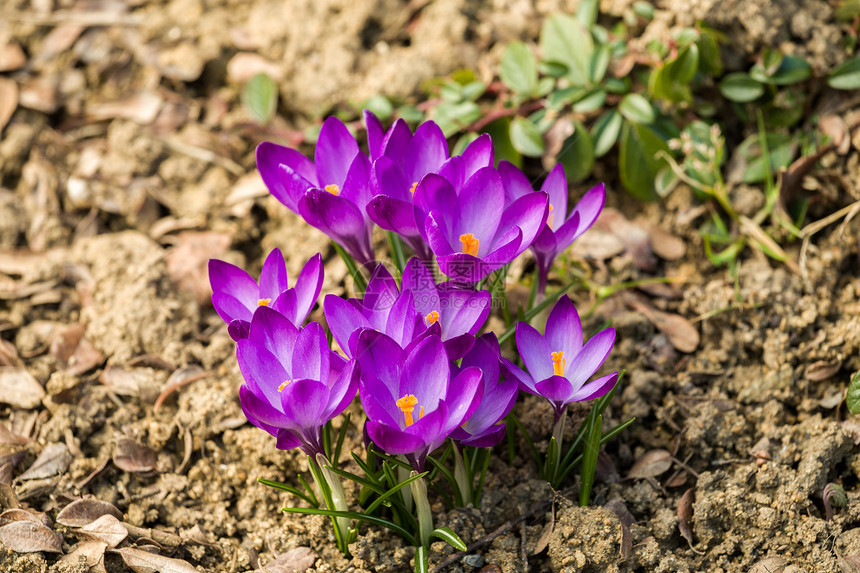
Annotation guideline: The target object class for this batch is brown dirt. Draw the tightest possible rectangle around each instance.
[1,0,860,572]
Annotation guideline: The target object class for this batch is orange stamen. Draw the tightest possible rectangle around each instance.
[396,394,419,426]
[258,298,271,307]
[459,233,479,257]
[547,204,554,230]
[551,351,565,376]
[278,380,292,392]
[324,184,340,196]
[409,182,418,195]
[425,310,440,325]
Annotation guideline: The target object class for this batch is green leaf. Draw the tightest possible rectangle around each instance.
[500,42,538,95]
[571,88,607,113]
[483,117,522,167]
[618,93,655,124]
[719,72,765,102]
[752,54,812,85]
[579,413,602,506]
[242,73,278,123]
[509,117,545,157]
[576,0,599,28]
[557,120,595,183]
[362,95,393,120]
[283,507,417,546]
[397,105,424,123]
[461,81,487,101]
[591,110,623,157]
[738,133,796,184]
[696,28,723,75]
[654,164,680,197]
[431,101,482,137]
[589,44,611,84]
[540,13,594,86]
[846,370,860,414]
[619,121,670,200]
[666,44,699,85]
[603,77,630,94]
[415,545,429,573]
[431,527,468,551]
[828,57,860,90]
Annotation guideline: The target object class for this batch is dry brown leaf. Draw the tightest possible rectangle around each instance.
[749,556,787,573]
[38,24,85,63]
[50,323,86,363]
[0,483,19,509]
[568,228,626,261]
[0,423,28,446]
[113,438,157,473]
[805,360,841,382]
[628,299,699,353]
[531,503,554,556]
[0,520,63,553]
[819,115,851,155]
[18,75,59,113]
[542,117,574,170]
[112,547,198,573]
[19,443,72,481]
[604,499,635,528]
[153,366,208,411]
[261,547,318,573]
[841,419,860,446]
[0,367,45,409]
[646,223,686,260]
[78,514,128,548]
[596,209,656,271]
[164,231,232,304]
[595,450,619,484]
[58,540,108,572]
[226,52,284,84]
[86,91,164,125]
[677,488,694,548]
[839,553,860,573]
[0,509,49,527]
[627,449,673,479]
[0,78,17,133]
[179,524,219,548]
[56,498,123,528]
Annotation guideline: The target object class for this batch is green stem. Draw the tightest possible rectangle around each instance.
[314,453,351,544]
[410,473,434,548]
[451,442,471,506]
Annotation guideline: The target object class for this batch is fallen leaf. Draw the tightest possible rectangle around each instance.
[18,75,59,113]
[0,509,50,527]
[0,520,63,553]
[595,450,619,483]
[628,298,700,353]
[627,449,673,479]
[596,209,657,271]
[749,556,787,573]
[0,367,45,409]
[86,91,164,125]
[819,115,851,155]
[0,483,19,508]
[56,498,123,528]
[646,223,686,260]
[112,547,198,573]
[179,524,219,548]
[261,547,318,573]
[806,360,841,382]
[58,540,108,572]
[153,366,208,411]
[164,231,232,304]
[113,438,157,473]
[531,503,554,556]
[18,443,72,481]
[0,423,28,445]
[568,228,626,261]
[0,77,17,133]
[604,499,635,528]
[78,514,128,548]
[819,385,845,409]
[226,52,284,83]
[677,488,694,549]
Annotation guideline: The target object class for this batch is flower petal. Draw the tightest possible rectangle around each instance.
[545,295,583,358]
[405,121,448,184]
[498,160,533,204]
[355,330,406,394]
[366,420,427,455]
[568,372,618,402]
[364,110,385,159]
[248,306,300,367]
[367,195,420,237]
[443,366,484,432]
[324,294,368,358]
[516,322,553,382]
[460,134,494,181]
[565,327,615,386]
[212,292,253,325]
[315,116,360,188]
[540,163,568,223]
[256,142,318,211]
[299,188,373,263]
[498,192,549,257]
[380,119,413,167]
[259,248,288,301]
[209,259,259,309]
[453,167,504,250]
[555,183,605,249]
[294,253,324,322]
[237,339,290,410]
[239,384,285,436]
[535,375,574,406]
[500,357,537,394]
[400,335,450,410]
[324,359,359,420]
[291,322,329,382]
[280,378,330,430]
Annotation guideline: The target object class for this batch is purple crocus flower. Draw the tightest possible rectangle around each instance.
[450,333,519,447]
[366,117,494,260]
[324,264,429,358]
[424,166,548,283]
[236,307,358,457]
[501,295,617,421]
[499,162,605,295]
[209,250,323,341]
[356,330,483,472]
[257,117,375,263]
[401,257,491,359]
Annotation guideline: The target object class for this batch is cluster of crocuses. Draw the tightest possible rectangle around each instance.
[208,111,619,564]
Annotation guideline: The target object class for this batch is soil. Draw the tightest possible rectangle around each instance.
[1,0,860,572]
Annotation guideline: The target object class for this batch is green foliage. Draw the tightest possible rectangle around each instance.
[828,57,860,89]
[619,122,669,200]
[847,370,860,415]
[242,73,278,123]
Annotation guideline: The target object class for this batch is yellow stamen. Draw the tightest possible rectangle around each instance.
[459,233,479,257]
[278,380,292,392]
[547,204,554,230]
[324,184,340,196]
[396,394,419,427]
[409,181,418,195]
[551,351,565,376]
[258,298,271,307]
[425,310,440,325]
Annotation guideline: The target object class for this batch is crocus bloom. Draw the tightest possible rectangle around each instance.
[501,295,617,421]
[324,264,429,358]
[209,250,323,341]
[499,162,605,295]
[236,307,358,457]
[366,117,493,260]
[257,117,375,263]
[356,330,483,472]
[401,257,491,359]
[450,333,519,447]
[424,166,548,282]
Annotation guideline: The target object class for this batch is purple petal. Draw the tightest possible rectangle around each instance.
[385,291,421,348]
[516,322,553,382]
[256,142,318,211]
[545,295,583,358]
[325,360,359,419]
[240,384,285,435]
[459,134,494,180]
[461,332,501,384]
[425,212,455,257]
[373,157,411,202]
[442,335,475,361]
[340,152,373,213]
[275,429,303,451]
[436,253,487,283]
[237,339,290,410]
[299,189,373,264]
[565,328,616,385]
[568,372,618,402]
[212,292,253,325]
[259,248,288,301]
[367,195,421,237]
[324,294,368,358]
[439,285,491,338]
[530,224,559,260]
[291,322,329,381]
[453,167,504,250]
[294,253,324,322]
[400,335,450,410]
[442,366,484,432]
[404,121,448,184]
[456,424,507,447]
[401,257,438,304]
[500,357,537,394]
[407,401,449,452]
[380,119,413,167]
[208,259,259,308]
[272,289,299,324]
[535,375,574,406]
[540,163,568,223]
[366,420,427,455]
[498,192,548,257]
[364,110,385,159]
[280,378,330,429]
[555,183,606,248]
[248,306,300,367]
[356,330,406,393]
[359,374,402,428]
[498,161,533,204]
[227,319,251,341]
[315,116,360,188]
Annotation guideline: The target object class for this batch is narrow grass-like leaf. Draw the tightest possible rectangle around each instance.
[258,478,317,506]
[579,413,602,506]
[415,545,429,573]
[283,507,416,546]
[332,242,367,293]
[432,527,468,551]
